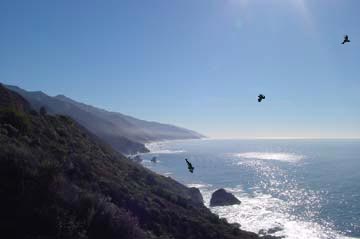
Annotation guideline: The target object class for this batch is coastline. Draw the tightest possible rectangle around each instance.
[140,139,360,239]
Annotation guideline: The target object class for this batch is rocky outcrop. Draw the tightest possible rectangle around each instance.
[231,223,241,228]
[258,226,284,239]
[188,187,204,205]
[210,188,241,207]
[259,236,284,239]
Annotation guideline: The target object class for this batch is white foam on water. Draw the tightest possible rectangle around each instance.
[145,142,186,154]
[199,187,354,239]
[234,152,304,162]
[142,159,161,164]
[149,149,185,154]
[186,183,213,189]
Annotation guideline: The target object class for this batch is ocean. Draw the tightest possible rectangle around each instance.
[141,139,360,239]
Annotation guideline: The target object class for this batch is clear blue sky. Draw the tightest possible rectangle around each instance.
[1,0,359,138]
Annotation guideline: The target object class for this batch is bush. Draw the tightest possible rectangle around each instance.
[40,106,47,116]
[29,109,38,116]
[0,107,31,134]
[89,202,146,239]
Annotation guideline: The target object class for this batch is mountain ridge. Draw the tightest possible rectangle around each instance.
[5,84,204,155]
[53,93,204,141]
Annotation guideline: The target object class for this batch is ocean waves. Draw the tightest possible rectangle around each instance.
[196,185,352,239]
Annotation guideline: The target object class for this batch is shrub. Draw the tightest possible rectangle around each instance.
[59,115,73,124]
[40,106,47,116]
[89,202,146,239]
[0,107,31,134]
[29,109,38,116]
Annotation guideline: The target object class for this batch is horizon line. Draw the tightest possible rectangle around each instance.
[204,137,360,140]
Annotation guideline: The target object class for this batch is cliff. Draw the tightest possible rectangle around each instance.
[0,84,257,239]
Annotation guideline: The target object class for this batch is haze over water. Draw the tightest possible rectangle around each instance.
[142,139,360,239]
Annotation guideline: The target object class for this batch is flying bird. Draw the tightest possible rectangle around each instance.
[258,94,266,102]
[185,158,194,173]
[342,35,350,44]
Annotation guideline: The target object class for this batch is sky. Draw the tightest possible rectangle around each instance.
[0,0,359,139]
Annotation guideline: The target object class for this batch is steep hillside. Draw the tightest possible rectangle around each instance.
[5,84,148,155]
[0,85,31,111]
[0,85,258,239]
[5,84,204,154]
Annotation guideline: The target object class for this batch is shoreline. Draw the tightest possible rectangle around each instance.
[140,139,359,239]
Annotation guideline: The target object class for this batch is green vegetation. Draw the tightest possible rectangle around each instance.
[0,107,31,134]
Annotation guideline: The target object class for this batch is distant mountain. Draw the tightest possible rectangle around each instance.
[54,94,204,142]
[5,84,204,154]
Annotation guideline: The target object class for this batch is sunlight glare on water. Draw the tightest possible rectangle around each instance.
[234,152,304,162]
[143,139,360,239]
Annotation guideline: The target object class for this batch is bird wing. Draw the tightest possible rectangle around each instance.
[345,35,348,40]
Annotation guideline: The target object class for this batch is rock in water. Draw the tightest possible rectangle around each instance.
[151,156,157,163]
[210,188,241,207]
[258,226,284,239]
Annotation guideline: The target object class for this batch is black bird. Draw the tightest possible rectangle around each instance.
[258,94,266,102]
[342,35,350,44]
[185,158,194,173]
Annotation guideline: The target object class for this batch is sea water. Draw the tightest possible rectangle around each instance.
[141,139,360,239]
